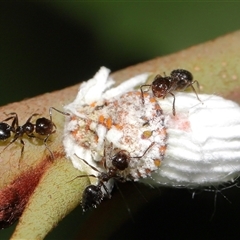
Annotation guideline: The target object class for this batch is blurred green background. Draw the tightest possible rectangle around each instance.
[1,2,240,106]
[1,2,240,239]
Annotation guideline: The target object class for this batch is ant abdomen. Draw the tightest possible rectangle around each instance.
[0,115,16,141]
[170,69,194,90]
[82,185,104,211]
[0,123,14,140]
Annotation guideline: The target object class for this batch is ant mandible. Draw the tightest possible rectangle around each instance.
[140,69,201,115]
[74,142,155,211]
[0,107,69,159]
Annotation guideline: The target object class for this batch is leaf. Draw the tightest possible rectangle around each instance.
[0,30,239,239]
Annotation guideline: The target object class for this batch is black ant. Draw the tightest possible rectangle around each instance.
[140,69,201,115]
[0,107,69,159]
[74,142,155,211]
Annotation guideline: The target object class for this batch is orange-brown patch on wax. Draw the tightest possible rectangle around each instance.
[143,92,149,99]
[159,146,167,155]
[150,97,156,103]
[136,170,142,178]
[94,134,99,143]
[141,131,153,139]
[126,91,140,97]
[70,115,77,121]
[160,127,167,136]
[173,115,191,131]
[113,124,123,130]
[141,116,148,123]
[90,102,96,108]
[154,159,161,167]
[112,101,118,108]
[154,103,162,114]
[71,129,79,137]
[106,117,112,129]
[145,168,151,174]
[181,120,191,131]
[98,115,105,125]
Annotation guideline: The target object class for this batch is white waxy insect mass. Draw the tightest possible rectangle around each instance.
[63,67,240,195]
[63,67,165,194]
[142,92,240,187]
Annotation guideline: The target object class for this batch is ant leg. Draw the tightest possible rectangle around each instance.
[2,116,15,123]
[17,138,25,167]
[26,113,39,123]
[1,134,20,152]
[140,85,151,104]
[100,182,112,199]
[103,142,113,169]
[132,142,155,159]
[67,174,97,183]
[191,80,202,103]
[43,134,54,160]
[169,92,176,116]
[74,154,101,174]
[20,139,25,156]
[193,80,200,92]
[3,112,18,130]
[26,133,36,138]
[49,107,70,122]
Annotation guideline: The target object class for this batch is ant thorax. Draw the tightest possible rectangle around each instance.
[64,67,167,186]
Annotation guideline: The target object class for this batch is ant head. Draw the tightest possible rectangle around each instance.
[170,69,193,88]
[35,117,55,136]
[111,150,130,171]
[82,184,103,211]
[152,75,172,98]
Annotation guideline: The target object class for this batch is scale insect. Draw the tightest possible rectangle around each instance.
[73,142,155,211]
[0,107,69,159]
[140,69,201,115]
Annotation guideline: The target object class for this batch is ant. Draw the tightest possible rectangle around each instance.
[140,69,201,115]
[0,107,69,159]
[74,142,155,211]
